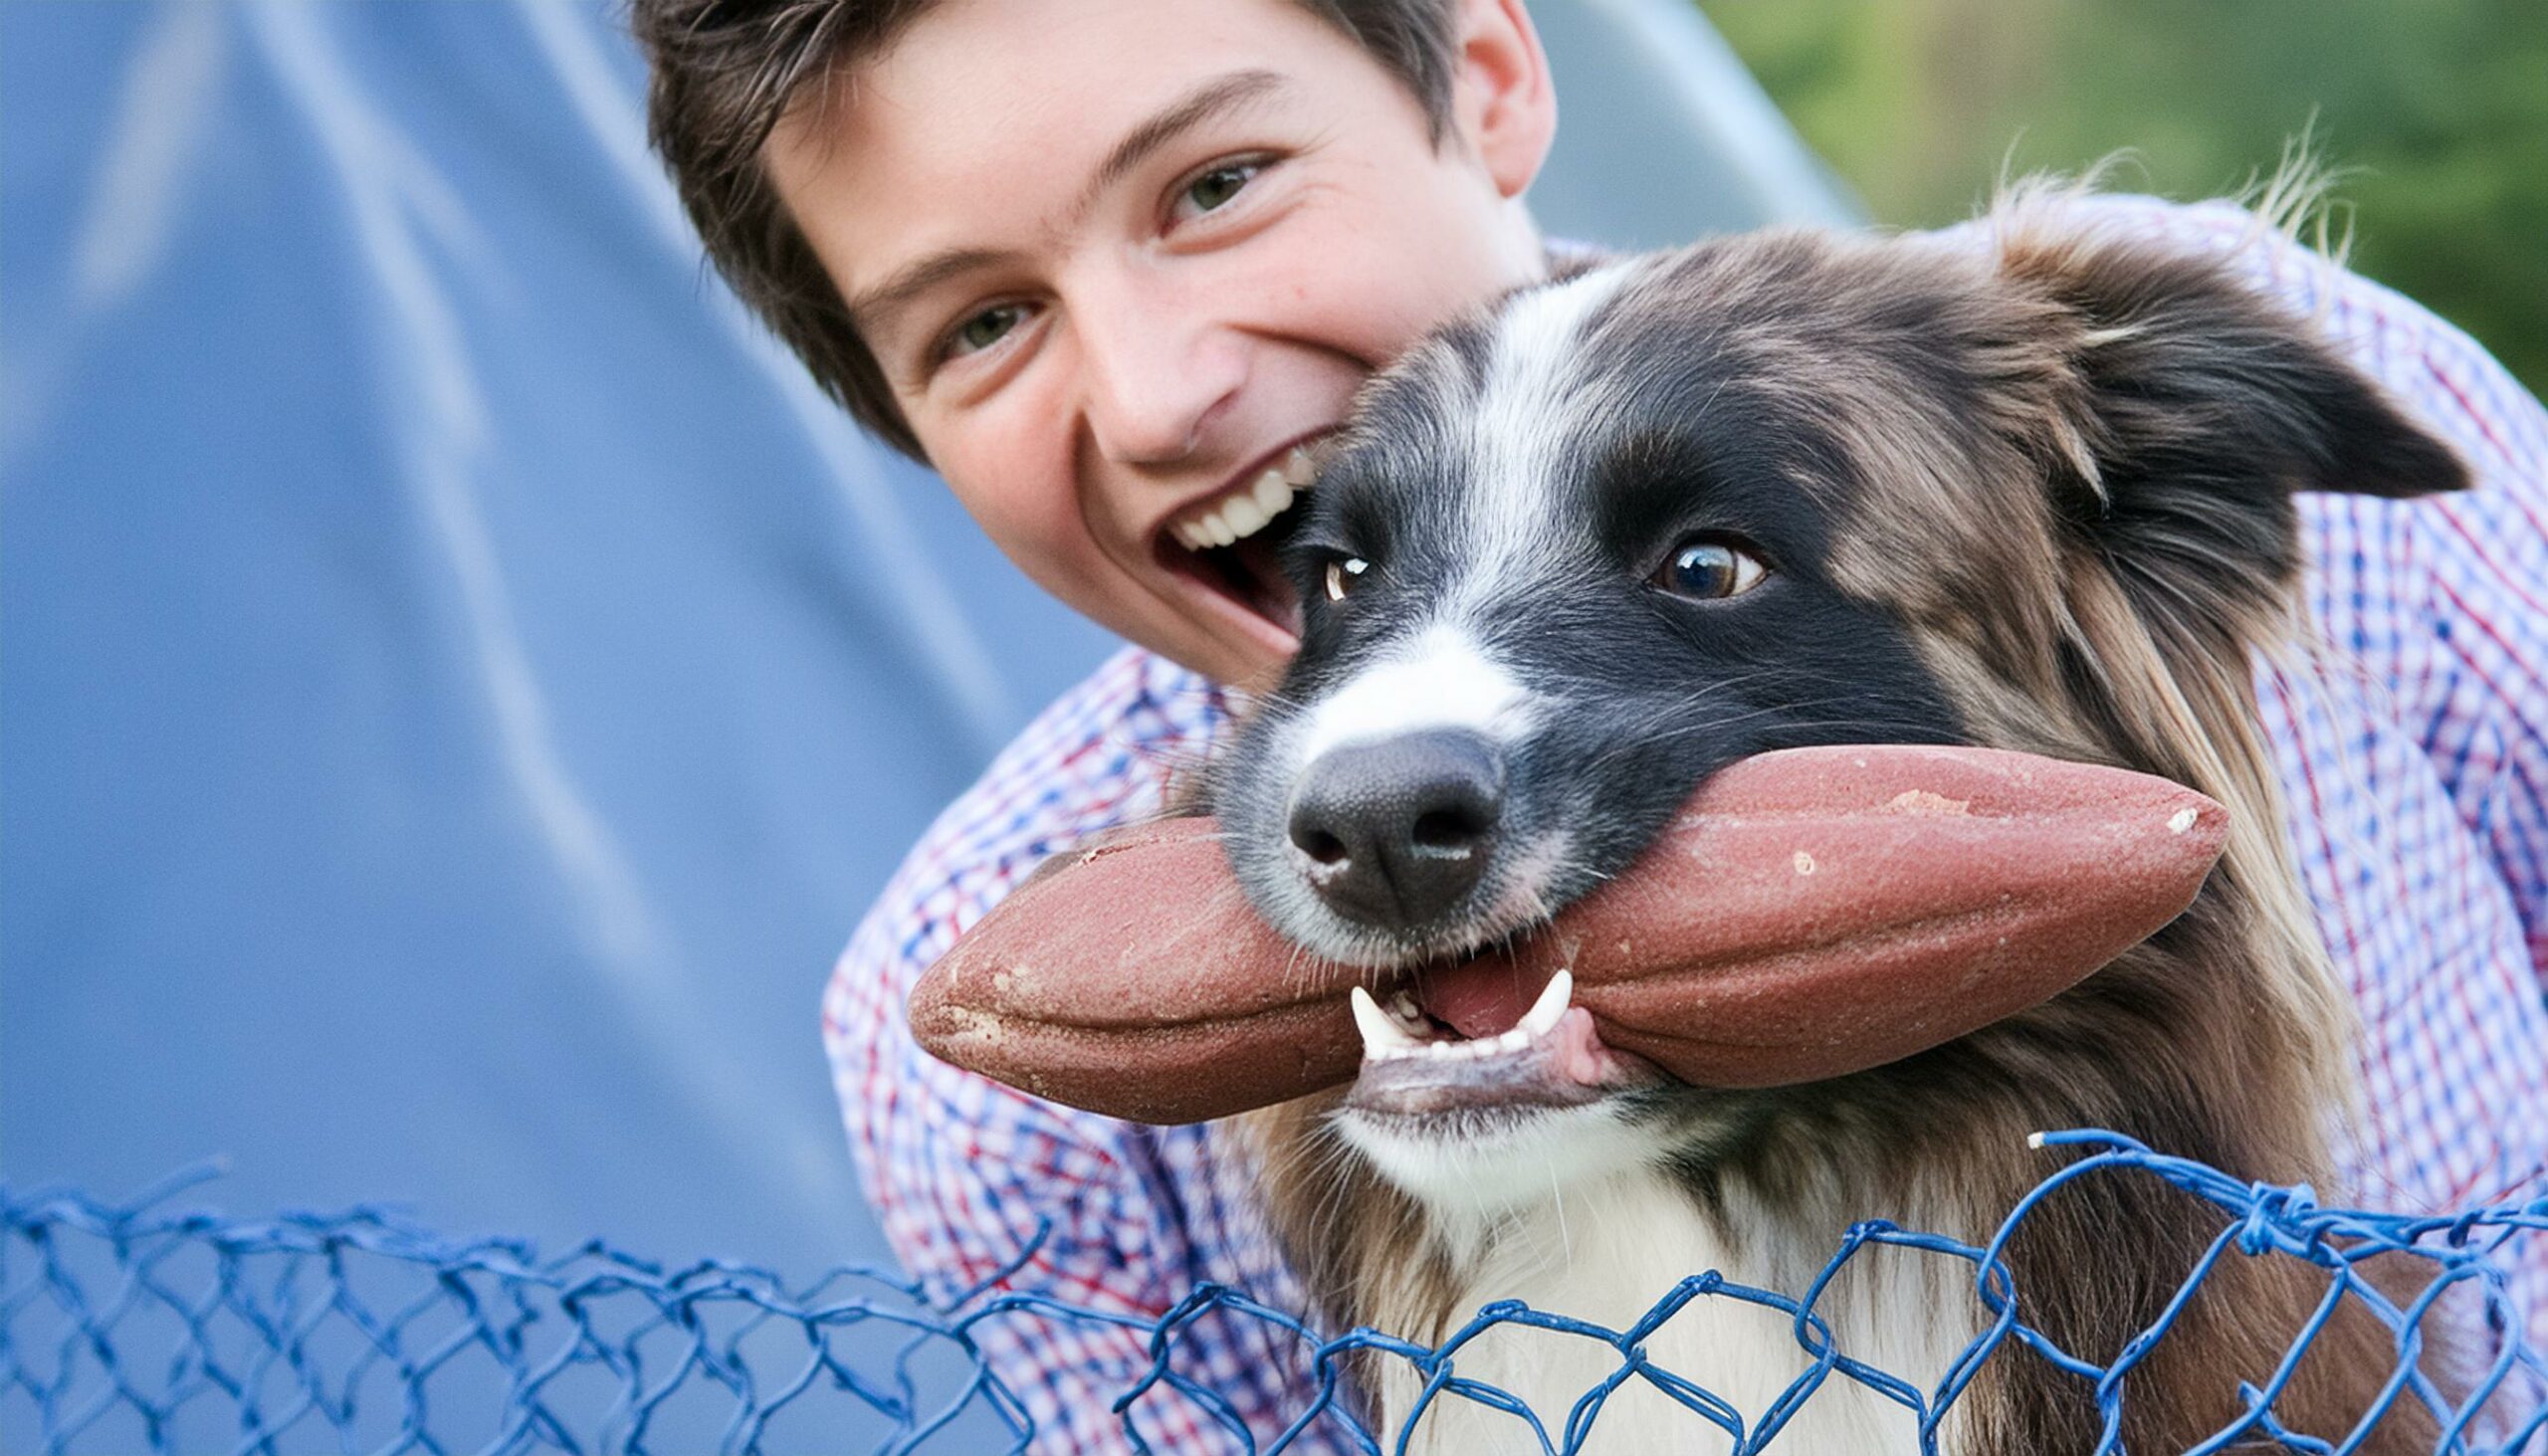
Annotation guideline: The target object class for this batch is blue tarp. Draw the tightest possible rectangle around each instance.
[1,0,1846,1277]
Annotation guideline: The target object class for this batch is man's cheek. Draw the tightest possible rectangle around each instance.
[935,429,1074,557]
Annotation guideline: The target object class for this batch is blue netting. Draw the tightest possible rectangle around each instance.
[5,1131,2543,1455]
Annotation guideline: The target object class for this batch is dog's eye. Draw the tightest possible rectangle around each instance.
[1654,537,1766,600]
[1324,557,1370,602]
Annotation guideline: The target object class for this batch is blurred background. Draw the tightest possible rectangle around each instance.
[0,0,1832,1284]
[1699,0,2548,393]
[4,0,2539,1298]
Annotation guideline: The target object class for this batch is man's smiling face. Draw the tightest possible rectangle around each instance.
[765,0,1557,688]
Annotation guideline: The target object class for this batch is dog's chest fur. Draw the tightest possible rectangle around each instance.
[1349,1166,1981,1454]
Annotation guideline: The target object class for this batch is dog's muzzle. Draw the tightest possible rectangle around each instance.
[1285,729,1504,933]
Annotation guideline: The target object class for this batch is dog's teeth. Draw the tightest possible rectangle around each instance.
[1350,985,1399,1056]
[1494,1027,1528,1052]
[1352,985,1423,1060]
[1517,970,1573,1039]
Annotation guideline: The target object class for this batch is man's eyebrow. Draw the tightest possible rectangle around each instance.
[844,70,1289,339]
[1078,69,1289,214]
[844,247,1012,336]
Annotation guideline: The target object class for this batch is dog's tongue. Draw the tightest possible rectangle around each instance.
[1419,959,1546,1039]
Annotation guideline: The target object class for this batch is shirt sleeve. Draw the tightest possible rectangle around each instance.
[2375,307,2548,988]
[826,901,1228,1453]
[820,648,1266,1452]
[2169,204,2548,1365]
[1940,191,2548,1371]
[2126,196,2548,986]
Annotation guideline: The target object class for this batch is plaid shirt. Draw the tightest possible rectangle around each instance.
[823,200,2548,1451]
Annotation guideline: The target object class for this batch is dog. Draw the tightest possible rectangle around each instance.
[1202,189,2467,1453]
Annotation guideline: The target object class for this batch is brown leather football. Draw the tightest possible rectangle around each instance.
[908,744,2226,1124]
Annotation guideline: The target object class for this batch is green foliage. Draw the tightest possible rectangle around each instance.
[1701,0,2548,392]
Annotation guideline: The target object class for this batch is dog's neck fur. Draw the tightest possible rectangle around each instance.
[1243,1094,2018,1453]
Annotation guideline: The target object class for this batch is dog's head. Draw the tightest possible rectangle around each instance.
[1209,200,2464,1209]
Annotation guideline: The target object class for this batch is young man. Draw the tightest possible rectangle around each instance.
[637,0,2548,1446]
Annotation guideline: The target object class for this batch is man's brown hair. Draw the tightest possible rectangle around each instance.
[632,0,1462,461]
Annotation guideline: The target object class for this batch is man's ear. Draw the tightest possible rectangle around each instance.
[1449,0,1557,200]
[2000,217,2468,606]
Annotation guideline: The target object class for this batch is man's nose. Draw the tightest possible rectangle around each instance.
[1073,284,1245,467]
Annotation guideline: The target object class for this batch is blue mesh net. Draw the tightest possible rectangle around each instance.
[5,1131,2543,1455]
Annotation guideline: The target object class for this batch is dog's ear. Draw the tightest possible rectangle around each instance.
[1985,218,2470,982]
[2000,223,2467,608]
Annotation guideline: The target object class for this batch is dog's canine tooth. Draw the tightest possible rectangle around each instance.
[1517,969,1573,1039]
[1351,985,1421,1059]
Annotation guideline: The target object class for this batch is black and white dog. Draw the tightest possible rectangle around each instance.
[1205,193,2465,1453]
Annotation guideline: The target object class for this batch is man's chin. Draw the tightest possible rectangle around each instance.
[1110,585,1299,691]
[1161,626,1294,695]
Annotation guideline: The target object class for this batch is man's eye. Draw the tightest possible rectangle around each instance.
[945,304,1028,360]
[1172,160,1263,222]
[1652,536,1767,600]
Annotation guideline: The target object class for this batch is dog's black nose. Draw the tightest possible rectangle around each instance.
[1287,730,1503,930]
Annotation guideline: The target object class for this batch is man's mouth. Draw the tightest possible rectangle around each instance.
[1345,966,1660,1119]
[1156,443,1322,639]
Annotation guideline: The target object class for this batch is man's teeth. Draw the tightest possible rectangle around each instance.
[1349,971,1577,1064]
[1171,446,1317,551]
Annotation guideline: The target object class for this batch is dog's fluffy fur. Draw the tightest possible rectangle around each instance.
[1205,190,2469,1452]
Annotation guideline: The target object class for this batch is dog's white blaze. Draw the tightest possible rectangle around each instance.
[1292,622,1533,764]
[1352,1154,1977,1455]
[1449,263,1637,612]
